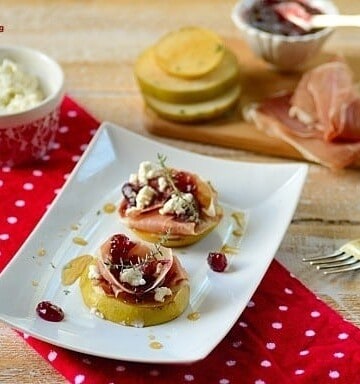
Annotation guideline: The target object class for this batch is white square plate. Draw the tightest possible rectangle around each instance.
[0,122,308,363]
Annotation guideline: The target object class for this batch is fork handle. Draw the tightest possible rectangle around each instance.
[341,239,360,259]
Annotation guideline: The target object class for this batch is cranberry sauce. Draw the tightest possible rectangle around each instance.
[36,301,64,322]
[173,171,197,194]
[244,0,323,36]
[108,234,162,292]
[110,234,136,265]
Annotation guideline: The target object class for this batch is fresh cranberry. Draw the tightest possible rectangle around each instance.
[36,301,64,322]
[173,171,196,193]
[207,252,228,272]
[110,234,136,264]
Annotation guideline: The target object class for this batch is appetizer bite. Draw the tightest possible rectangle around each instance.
[119,155,223,247]
[79,233,190,327]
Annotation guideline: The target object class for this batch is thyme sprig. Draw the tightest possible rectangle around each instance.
[157,153,199,222]
[105,254,150,272]
[157,154,179,193]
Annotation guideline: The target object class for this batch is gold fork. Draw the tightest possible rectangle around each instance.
[302,239,360,274]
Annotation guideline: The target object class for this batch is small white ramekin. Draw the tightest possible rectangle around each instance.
[231,0,338,71]
[0,45,64,167]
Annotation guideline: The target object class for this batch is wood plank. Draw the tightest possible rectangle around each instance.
[144,38,360,167]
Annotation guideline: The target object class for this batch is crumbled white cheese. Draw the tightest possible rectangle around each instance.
[88,264,101,280]
[120,268,146,287]
[158,176,168,192]
[0,59,44,114]
[90,307,104,319]
[154,286,172,302]
[135,185,156,210]
[138,161,160,185]
[129,173,138,184]
[159,193,194,216]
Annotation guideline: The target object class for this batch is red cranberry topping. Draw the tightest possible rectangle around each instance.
[110,234,137,264]
[140,259,158,278]
[36,301,64,322]
[207,252,228,272]
[173,171,197,193]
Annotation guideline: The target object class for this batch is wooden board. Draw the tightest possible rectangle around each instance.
[144,37,360,165]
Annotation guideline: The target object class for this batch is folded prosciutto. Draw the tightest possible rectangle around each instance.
[245,61,360,169]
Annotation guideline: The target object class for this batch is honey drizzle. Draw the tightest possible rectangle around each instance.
[220,244,238,254]
[187,311,201,321]
[72,236,88,246]
[231,211,245,229]
[218,211,246,256]
[149,341,163,350]
[103,203,116,214]
[37,247,46,257]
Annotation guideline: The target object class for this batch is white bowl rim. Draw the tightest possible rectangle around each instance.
[0,44,64,119]
[231,0,339,42]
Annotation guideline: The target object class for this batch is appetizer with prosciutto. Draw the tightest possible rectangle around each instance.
[245,60,360,169]
[80,233,189,327]
[119,155,223,247]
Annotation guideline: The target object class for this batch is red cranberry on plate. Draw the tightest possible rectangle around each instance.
[207,252,228,272]
[36,301,64,322]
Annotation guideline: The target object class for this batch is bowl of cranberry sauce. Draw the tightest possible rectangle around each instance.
[231,0,338,71]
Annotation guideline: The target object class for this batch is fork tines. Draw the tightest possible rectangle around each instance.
[303,251,360,274]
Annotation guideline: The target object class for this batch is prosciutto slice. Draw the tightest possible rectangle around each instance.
[97,234,174,297]
[290,61,360,142]
[246,61,360,168]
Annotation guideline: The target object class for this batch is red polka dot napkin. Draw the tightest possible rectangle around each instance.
[1,97,360,384]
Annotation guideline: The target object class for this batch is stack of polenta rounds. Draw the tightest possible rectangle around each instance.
[135,27,241,123]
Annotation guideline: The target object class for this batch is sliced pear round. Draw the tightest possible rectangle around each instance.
[135,47,239,103]
[154,27,225,79]
[80,261,190,327]
[144,84,240,123]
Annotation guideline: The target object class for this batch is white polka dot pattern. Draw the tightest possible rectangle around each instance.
[74,374,85,384]
[47,351,57,362]
[2,98,359,384]
[266,342,276,350]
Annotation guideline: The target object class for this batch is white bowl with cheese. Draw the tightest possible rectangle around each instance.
[0,45,64,166]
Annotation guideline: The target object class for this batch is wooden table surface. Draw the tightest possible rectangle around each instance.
[1,1,360,383]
